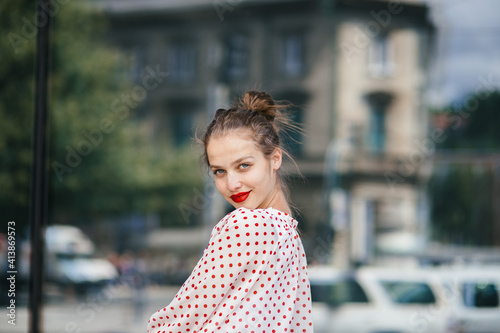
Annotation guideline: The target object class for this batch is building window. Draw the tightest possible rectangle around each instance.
[280,33,304,78]
[365,92,392,154]
[368,33,394,77]
[225,34,249,82]
[121,47,146,83]
[168,42,196,83]
[369,106,386,153]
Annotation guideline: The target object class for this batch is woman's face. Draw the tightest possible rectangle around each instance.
[207,129,282,210]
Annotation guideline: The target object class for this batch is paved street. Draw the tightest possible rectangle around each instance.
[1,285,178,333]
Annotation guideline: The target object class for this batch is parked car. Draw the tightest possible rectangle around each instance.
[308,266,450,333]
[436,266,500,333]
[45,225,118,295]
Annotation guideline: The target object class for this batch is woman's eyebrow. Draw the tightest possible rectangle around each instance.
[210,155,254,169]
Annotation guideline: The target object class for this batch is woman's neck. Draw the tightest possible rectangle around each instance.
[261,188,292,216]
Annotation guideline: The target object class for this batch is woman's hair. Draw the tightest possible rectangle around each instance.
[196,90,304,205]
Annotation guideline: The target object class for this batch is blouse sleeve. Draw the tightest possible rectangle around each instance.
[147,207,298,333]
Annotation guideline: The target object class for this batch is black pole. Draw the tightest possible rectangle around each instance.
[29,0,51,332]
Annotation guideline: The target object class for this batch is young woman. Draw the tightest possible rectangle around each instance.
[147,91,313,332]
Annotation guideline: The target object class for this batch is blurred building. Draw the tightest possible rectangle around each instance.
[93,0,434,268]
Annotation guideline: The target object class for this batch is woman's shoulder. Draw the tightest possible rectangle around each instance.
[224,207,276,220]
[221,207,297,229]
[208,207,298,245]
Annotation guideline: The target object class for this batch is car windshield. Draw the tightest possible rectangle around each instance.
[311,278,369,306]
[380,281,436,304]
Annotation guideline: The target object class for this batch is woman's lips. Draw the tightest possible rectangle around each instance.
[230,191,251,203]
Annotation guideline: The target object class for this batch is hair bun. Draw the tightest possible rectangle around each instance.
[241,91,276,122]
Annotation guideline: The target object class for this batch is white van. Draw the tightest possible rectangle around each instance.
[436,266,500,333]
[309,266,450,333]
[44,225,118,295]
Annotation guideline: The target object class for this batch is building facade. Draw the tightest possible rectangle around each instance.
[94,0,434,267]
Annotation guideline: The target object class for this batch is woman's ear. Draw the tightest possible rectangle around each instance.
[271,148,282,170]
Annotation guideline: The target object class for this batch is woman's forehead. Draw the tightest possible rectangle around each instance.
[207,132,262,165]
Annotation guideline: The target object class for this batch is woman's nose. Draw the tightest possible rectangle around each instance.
[226,172,242,192]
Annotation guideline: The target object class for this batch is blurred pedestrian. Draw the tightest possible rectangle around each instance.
[148,91,313,332]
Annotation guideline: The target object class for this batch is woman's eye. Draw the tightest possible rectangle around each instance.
[240,163,250,170]
[213,169,224,176]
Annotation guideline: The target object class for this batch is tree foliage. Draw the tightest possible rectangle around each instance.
[437,91,500,150]
[428,90,500,246]
[428,164,494,245]
[0,0,37,233]
[0,0,204,235]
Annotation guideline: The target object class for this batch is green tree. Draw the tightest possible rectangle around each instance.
[0,0,204,236]
[428,164,494,245]
[0,0,36,233]
[439,91,500,149]
[428,90,500,245]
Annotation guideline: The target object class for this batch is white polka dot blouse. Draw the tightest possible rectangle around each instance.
[147,206,314,333]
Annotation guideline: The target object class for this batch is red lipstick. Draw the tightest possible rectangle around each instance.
[230,191,251,203]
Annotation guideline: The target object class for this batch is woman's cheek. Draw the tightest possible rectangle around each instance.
[249,168,267,185]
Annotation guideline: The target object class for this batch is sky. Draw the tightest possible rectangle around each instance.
[424,0,500,107]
